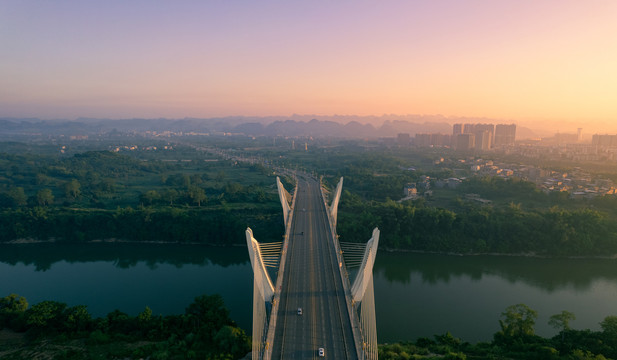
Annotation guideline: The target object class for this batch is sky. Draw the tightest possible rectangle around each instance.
[2,1,617,133]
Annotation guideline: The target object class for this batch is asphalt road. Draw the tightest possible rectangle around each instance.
[270,177,357,359]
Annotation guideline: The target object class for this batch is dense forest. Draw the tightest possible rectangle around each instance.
[2,142,617,256]
[379,304,617,360]
[3,294,617,359]
[337,193,617,256]
[0,148,288,245]
[313,151,617,257]
[0,293,250,359]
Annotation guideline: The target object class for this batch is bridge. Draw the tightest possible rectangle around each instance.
[246,175,379,359]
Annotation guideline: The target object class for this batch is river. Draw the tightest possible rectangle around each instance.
[1,243,616,343]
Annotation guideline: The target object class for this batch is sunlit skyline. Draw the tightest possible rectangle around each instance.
[2,1,617,133]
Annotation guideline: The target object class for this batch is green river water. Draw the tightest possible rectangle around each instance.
[1,243,616,343]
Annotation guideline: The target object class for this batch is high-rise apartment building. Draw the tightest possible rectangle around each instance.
[455,133,475,150]
[473,124,494,149]
[415,133,452,147]
[453,123,495,150]
[592,134,617,147]
[453,123,464,135]
[475,130,492,150]
[494,124,516,146]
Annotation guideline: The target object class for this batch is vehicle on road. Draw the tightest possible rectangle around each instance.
[297,307,302,315]
[318,347,325,357]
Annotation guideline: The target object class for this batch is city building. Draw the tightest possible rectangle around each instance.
[455,133,475,150]
[475,130,492,150]
[494,124,516,145]
[415,133,452,147]
[397,133,410,146]
[592,134,617,147]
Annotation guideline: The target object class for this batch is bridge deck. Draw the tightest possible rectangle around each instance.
[270,177,357,359]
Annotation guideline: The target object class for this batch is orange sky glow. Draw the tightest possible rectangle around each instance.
[1,1,617,134]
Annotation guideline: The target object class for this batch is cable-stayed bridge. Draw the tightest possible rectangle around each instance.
[247,175,379,359]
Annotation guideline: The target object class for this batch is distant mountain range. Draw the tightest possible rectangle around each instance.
[0,116,538,139]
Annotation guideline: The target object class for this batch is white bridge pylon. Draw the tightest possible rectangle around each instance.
[246,227,278,360]
[276,176,292,225]
[246,228,275,303]
[248,175,379,360]
[247,175,296,360]
[327,176,379,360]
[350,228,380,302]
[329,177,344,227]
[350,228,380,360]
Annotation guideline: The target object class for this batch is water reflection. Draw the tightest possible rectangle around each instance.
[1,244,616,342]
[375,252,617,292]
[0,243,250,272]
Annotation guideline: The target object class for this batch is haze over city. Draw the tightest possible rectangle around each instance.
[2,1,617,134]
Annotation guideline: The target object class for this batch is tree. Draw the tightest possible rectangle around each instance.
[140,190,160,206]
[66,305,92,332]
[36,188,54,206]
[549,310,576,332]
[137,306,153,334]
[0,193,16,208]
[138,306,152,323]
[64,179,81,200]
[0,294,29,314]
[213,325,251,358]
[254,188,267,203]
[106,309,132,334]
[187,186,206,207]
[0,294,29,330]
[162,189,179,206]
[499,303,538,337]
[25,300,67,330]
[185,294,229,337]
[8,187,27,207]
[182,174,191,189]
[600,315,617,341]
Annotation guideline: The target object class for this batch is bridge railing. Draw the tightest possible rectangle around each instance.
[262,174,298,360]
[319,177,365,360]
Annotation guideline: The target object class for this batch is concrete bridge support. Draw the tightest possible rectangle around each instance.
[351,228,380,360]
[248,175,379,359]
[246,228,275,360]
[248,176,296,360]
[329,177,344,227]
[276,176,292,225]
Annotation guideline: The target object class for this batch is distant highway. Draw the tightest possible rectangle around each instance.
[270,176,357,359]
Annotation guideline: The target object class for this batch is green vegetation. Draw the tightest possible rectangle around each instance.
[337,195,617,256]
[4,294,616,359]
[0,147,287,244]
[0,293,250,359]
[0,206,281,245]
[3,140,617,255]
[293,147,617,256]
[379,304,617,360]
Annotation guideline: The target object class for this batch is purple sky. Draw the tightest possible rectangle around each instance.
[2,1,617,132]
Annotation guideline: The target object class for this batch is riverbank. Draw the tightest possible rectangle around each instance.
[382,247,617,259]
[5,238,617,260]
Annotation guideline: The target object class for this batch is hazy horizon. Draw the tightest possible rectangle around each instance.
[2,113,613,138]
[2,1,616,134]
